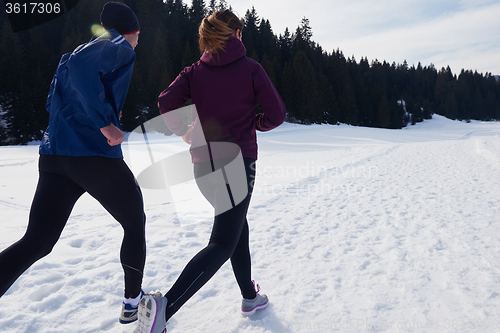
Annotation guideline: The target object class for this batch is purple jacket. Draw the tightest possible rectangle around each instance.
[158,36,286,162]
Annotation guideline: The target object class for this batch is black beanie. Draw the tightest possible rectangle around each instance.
[100,2,140,35]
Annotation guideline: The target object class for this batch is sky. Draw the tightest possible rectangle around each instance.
[203,0,500,75]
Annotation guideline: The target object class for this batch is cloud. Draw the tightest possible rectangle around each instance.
[214,0,500,73]
[330,1,500,73]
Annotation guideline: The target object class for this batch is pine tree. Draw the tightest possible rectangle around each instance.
[472,88,485,120]
[278,27,293,64]
[208,0,217,15]
[120,0,167,130]
[280,61,294,122]
[456,70,473,120]
[190,0,206,27]
[243,7,260,59]
[0,21,31,143]
[444,91,458,120]
[2,0,500,143]
[376,94,391,128]
[60,0,106,54]
[292,50,322,123]
[257,19,276,60]
[298,17,313,47]
[217,0,228,10]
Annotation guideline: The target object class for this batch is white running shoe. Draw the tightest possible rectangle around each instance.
[119,290,144,324]
[133,293,168,333]
[241,281,269,316]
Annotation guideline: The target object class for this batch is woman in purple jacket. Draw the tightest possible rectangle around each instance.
[133,9,286,333]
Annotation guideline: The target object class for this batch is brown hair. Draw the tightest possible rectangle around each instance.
[199,9,244,59]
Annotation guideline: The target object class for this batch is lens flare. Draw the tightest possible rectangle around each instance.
[91,24,109,38]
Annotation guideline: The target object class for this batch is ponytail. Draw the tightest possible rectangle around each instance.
[199,9,244,59]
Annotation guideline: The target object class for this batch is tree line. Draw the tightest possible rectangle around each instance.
[1,0,499,144]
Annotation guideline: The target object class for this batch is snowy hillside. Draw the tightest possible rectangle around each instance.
[1,115,500,332]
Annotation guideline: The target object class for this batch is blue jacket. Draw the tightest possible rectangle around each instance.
[39,29,135,158]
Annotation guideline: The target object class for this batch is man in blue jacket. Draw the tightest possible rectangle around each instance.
[0,1,145,325]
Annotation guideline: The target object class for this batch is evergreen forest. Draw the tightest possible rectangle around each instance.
[1,0,499,144]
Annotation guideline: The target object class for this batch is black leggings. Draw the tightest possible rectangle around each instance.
[165,158,257,320]
[0,155,146,298]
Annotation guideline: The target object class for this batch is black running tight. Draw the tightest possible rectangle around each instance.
[0,155,146,298]
[164,158,257,320]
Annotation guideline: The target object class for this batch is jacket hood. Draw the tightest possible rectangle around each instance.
[200,36,246,67]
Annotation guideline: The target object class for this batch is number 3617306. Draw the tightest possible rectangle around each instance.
[5,2,61,14]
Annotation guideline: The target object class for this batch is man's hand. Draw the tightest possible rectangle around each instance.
[100,123,124,146]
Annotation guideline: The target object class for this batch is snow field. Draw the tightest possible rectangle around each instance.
[0,115,500,332]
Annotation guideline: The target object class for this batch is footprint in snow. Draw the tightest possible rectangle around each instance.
[69,239,84,248]
[28,294,68,312]
[64,257,83,265]
[29,282,65,302]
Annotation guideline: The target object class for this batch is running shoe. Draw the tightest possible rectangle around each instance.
[119,290,144,324]
[241,281,269,316]
[133,293,168,333]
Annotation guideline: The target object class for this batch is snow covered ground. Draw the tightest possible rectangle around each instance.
[1,115,500,333]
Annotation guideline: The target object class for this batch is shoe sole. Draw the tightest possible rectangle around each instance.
[119,309,138,324]
[134,295,166,333]
[241,300,269,316]
[119,316,138,324]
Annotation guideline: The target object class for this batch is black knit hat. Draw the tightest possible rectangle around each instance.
[100,2,140,35]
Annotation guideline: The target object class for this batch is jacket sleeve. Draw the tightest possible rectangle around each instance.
[157,68,191,136]
[96,44,136,128]
[45,52,71,113]
[252,63,287,132]
[45,75,56,113]
[72,41,135,129]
